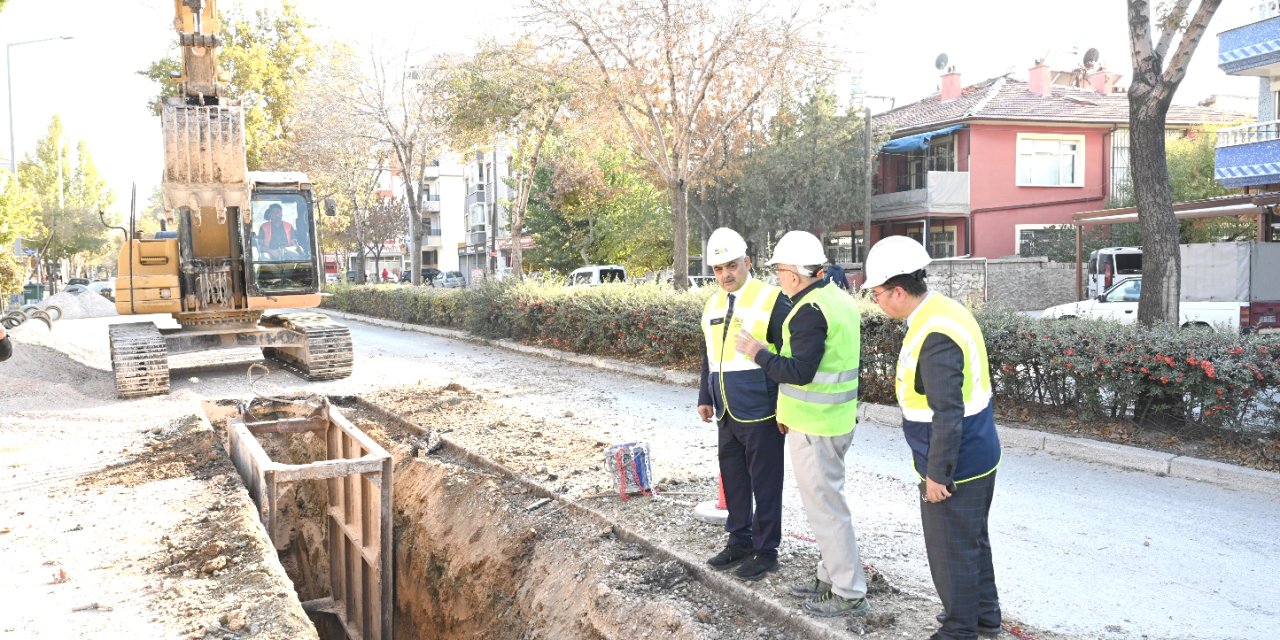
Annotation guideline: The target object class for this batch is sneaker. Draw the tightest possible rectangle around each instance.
[732,552,778,580]
[788,577,832,597]
[705,545,751,570]
[935,612,1003,637]
[801,590,870,618]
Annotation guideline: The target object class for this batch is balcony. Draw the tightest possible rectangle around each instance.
[1216,120,1280,188]
[1218,11,1280,76]
[870,171,970,221]
[421,195,441,213]
[468,230,487,246]
[465,188,488,208]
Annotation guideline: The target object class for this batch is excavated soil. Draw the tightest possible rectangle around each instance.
[314,383,1063,640]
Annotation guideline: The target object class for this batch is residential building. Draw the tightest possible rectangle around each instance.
[458,144,514,284]
[1214,3,1280,240]
[396,154,467,275]
[863,62,1245,259]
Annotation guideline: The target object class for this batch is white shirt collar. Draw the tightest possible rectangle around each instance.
[905,291,933,328]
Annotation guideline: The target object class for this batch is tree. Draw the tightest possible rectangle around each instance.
[440,39,573,279]
[357,198,409,281]
[341,48,445,286]
[17,117,113,291]
[1127,0,1222,326]
[531,0,846,288]
[285,44,389,282]
[0,171,39,294]
[139,0,318,170]
[526,145,671,274]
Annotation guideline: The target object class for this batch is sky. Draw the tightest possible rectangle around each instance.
[0,0,1261,218]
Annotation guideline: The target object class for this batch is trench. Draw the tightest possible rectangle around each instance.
[205,394,812,640]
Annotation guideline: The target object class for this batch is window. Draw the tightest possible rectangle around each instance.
[248,194,316,293]
[1016,133,1084,187]
[906,224,958,258]
[1105,278,1141,303]
[927,225,957,258]
[1015,224,1058,256]
[928,137,955,172]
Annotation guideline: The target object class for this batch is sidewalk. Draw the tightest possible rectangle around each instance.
[322,309,1280,500]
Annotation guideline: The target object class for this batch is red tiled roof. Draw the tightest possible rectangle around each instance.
[875,75,1250,135]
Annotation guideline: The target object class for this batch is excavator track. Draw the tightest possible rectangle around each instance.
[261,312,353,381]
[108,322,170,398]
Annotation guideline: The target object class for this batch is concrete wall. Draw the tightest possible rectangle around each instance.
[857,255,1078,312]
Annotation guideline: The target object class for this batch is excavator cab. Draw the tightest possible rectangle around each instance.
[245,181,321,296]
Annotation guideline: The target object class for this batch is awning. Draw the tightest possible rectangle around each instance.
[881,125,965,153]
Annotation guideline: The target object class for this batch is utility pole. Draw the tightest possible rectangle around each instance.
[862,106,873,263]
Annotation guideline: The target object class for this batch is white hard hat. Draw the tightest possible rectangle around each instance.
[766,231,827,275]
[706,228,748,266]
[861,236,932,289]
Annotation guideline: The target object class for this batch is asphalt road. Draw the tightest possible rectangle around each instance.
[24,312,1280,640]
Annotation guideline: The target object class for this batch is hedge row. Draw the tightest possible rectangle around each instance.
[322,281,1280,434]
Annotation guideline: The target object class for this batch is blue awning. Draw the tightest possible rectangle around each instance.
[881,125,965,153]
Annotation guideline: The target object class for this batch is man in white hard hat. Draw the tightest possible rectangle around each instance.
[862,235,1002,640]
[697,227,793,581]
[734,230,870,618]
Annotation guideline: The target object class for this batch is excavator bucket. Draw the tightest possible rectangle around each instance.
[160,102,250,221]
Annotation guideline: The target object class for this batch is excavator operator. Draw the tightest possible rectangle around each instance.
[256,204,303,260]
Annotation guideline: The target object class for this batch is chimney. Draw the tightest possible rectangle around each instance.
[940,70,962,102]
[1088,70,1111,95]
[1028,61,1052,97]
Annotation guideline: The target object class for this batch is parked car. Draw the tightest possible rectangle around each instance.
[568,265,627,286]
[87,279,115,301]
[439,270,466,288]
[1041,276,1245,331]
[67,277,91,287]
[399,268,443,285]
[325,273,340,283]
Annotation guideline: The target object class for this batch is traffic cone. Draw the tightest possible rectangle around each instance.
[694,473,729,525]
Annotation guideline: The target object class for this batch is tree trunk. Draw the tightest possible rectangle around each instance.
[669,178,689,290]
[1129,83,1179,327]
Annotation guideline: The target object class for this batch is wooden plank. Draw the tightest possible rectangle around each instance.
[380,456,393,640]
[265,470,282,550]
[362,473,376,552]
[347,537,363,638]
[363,561,377,640]
[300,596,339,614]
[328,512,345,613]
[330,411,390,460]
[245,416,328,435]
[272,456,383,483]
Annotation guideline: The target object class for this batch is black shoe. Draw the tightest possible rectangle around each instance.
[732,552,778,580]
[706,545,751,570]
[935,612,1003,637]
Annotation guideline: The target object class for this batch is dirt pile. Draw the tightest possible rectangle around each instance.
[40,288,118,320]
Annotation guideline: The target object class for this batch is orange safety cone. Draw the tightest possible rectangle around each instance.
[694,472,729,525]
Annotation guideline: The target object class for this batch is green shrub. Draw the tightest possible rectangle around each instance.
[322,283,1280,434]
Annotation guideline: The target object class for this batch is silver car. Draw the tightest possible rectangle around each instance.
[439,271,466,288]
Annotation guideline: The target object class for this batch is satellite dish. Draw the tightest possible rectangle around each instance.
[935,53,949,71]
[1083,47,1100,69]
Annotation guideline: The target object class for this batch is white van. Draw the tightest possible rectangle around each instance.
[1086,247,1142,299]
[568,265,627,286]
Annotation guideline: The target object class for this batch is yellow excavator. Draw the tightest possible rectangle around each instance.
[106,0,352,398]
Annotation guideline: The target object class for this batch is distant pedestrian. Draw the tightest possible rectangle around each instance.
[697,228,792,581]
[863,236,1002,640]
[735,230,870,618]
[824,259,849,290]
[381,267,389,282]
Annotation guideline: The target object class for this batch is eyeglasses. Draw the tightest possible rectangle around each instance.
[868,287,893,303]
[772,267,798,278]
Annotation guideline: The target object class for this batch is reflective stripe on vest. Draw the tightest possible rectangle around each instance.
[776,284,861,436]
[701,276,782,422]
[895,294,993,423]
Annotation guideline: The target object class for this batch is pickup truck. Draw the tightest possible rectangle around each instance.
[1041,277,1246,331]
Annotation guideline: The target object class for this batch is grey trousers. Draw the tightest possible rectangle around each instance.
[788,430,867,599]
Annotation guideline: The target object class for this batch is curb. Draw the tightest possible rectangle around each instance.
[322,309,1280,499]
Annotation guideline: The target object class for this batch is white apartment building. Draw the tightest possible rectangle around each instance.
[458,143,514,284]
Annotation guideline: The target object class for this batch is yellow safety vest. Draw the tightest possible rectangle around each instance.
[701,276,782,422]
[896,293,993,423]
[776,284,861,436]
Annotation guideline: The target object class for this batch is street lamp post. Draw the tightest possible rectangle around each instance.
[7,35,73,180]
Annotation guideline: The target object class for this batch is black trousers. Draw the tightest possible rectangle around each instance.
[718,415,785,556]
[922,471,1001,640]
